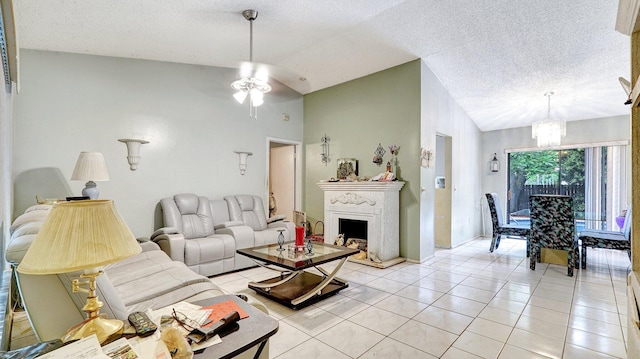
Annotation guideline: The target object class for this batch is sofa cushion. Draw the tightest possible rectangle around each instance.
[113,264,214,306]
[106,251,191,286]
[225,195,268,231]
[9,206,50,235]
[183,234,235,266]
[161,194,215,239]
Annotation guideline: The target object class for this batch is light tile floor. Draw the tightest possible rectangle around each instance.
[212,237,631,359]
[9,236,631,358]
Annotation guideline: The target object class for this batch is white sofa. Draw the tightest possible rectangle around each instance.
[5,204,270,358]
[152,194,295,277]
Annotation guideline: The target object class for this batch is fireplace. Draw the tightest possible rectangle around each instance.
[318,181,405,268]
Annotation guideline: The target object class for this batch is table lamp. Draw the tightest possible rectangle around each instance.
[17,200,142,344]
[71,152,110,199]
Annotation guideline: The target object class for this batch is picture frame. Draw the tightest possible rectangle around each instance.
[337,158,358,179]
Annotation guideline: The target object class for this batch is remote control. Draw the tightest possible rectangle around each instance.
[128,311,157,337]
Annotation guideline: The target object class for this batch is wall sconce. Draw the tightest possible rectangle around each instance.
[490,153,500,172]
[234,151,253,175]
[320,134,331,166]
[118,139,149,171]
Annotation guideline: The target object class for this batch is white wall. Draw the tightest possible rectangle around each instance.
[421,61,483,256]
[12,50,303,237]
[481,115,631,229]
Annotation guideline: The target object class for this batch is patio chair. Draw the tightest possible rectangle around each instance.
[485,193,530,255]
[579,207,631,269]
[529,195,579,276]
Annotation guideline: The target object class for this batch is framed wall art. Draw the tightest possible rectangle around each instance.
[337,158,358,179]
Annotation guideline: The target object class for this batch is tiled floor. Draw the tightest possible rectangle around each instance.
[212,237,631,359]
[9,236,630,358]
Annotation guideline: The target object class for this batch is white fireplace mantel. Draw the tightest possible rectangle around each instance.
[318,181,405,268]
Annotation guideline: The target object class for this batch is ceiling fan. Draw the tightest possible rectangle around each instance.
[230,9,308,119]
[231,10,270,119]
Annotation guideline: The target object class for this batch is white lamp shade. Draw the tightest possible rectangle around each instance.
[251,89,264,107]
[71,152,110,181]
[234,90,248,104]
[18,200,141,274]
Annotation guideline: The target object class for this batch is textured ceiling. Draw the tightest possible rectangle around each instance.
[14,0,630,131]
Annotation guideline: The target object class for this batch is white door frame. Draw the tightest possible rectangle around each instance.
[266,137,302,211]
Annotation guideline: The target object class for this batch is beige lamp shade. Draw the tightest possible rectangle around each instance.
[18,200,141,275]
[71,152,110,181]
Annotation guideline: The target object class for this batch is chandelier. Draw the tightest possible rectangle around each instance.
[231,9,271,119]
[532,92,565,147]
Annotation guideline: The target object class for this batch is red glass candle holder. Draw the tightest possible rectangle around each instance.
[295,226,305,246]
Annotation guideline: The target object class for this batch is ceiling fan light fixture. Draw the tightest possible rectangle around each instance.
[250,88,264,106]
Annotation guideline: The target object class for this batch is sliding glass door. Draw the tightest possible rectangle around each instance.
[507,145,627,231]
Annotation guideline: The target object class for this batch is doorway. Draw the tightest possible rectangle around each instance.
[267,138,302,221]
[434,135,452,248]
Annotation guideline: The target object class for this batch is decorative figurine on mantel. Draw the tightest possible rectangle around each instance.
[388,144,400,178]
[372,161,396,181]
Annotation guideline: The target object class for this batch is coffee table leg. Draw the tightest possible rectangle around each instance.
[291,257,348,306]
[315,266,346,284]
[248,271,300,291]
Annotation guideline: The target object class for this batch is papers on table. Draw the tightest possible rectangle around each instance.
[39,301,226,359]
[37,335,111,359]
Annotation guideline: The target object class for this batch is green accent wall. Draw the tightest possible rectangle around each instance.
[303,60,422,260]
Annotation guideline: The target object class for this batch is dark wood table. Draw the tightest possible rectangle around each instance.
[193,295,278,359]
[237,241,360,309]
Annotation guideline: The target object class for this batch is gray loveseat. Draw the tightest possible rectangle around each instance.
[6,204,270,358]
[152,194,295,277]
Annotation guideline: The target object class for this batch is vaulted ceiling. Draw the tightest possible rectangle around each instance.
[14,0,630,131]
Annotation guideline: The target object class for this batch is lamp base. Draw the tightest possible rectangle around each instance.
[81,181,99,199]
[62,316,124,344]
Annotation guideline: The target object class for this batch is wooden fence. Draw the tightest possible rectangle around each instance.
[511,184,585,212]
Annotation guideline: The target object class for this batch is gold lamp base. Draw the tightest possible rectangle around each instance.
[61,270,124,344]
[62,316,124,344]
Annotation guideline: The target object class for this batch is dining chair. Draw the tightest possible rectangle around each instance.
[529,194,579,276]
[579,207,631,269]
[485,193,530,255]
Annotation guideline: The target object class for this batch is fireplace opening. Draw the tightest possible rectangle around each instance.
[339,218,367,241]
[337,218,367,260]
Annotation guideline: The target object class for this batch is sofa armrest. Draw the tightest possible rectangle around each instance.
[139,240,161,252]
[266,215,286,224]
[151,232,186,261]
[214,221,244,230]
[150,227,179,241]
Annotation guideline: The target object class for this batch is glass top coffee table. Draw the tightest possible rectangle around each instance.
[237,241,359,309]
